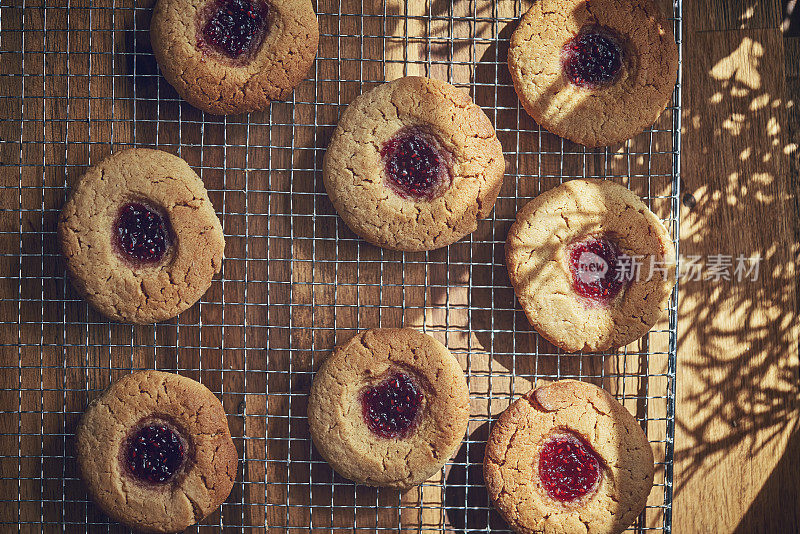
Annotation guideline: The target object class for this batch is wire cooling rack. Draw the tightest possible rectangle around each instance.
[0,0,681,532]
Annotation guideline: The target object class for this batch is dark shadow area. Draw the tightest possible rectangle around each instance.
[444,422,511,533]
[733,427,800,532]
[784,0,800,36]
[123,9,160,87]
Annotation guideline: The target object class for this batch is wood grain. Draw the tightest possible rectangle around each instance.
[675,0,800,532]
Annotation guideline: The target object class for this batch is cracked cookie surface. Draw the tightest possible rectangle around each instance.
[150,0,319,115]
[75,370,238,533]
[505,179,675,352]
[508,0,678,147]
[307,328,470,490]
[483,380,655,534]
[58,148,225,324]
[322,76,505,252]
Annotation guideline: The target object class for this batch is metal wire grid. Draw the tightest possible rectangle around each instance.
[0,0,681,532]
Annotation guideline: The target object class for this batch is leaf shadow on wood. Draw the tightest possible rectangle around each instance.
[675,25,800,533]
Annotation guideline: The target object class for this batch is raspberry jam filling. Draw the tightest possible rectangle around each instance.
[200,0,269,60]
[381,128,452,201]
[561,28,623,88]
[361,372,424,439]
[124,422,186,484]
[538,432,601,502]
[114,202,171,264]
[568,235,624,303]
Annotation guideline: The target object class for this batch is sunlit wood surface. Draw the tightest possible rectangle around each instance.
[675,0,799,532]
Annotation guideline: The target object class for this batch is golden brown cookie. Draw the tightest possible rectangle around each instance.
[150,0,319,115]
[322,76,505,252]
[75,370,238,533]
[58,148,225,324]
[506,179,675,352]
[484,380,655,534]
[508,0,678,147]
[307,328,470,490]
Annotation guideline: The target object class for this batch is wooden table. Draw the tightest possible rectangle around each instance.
[0,0,798,532]
[676,0,800,531]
